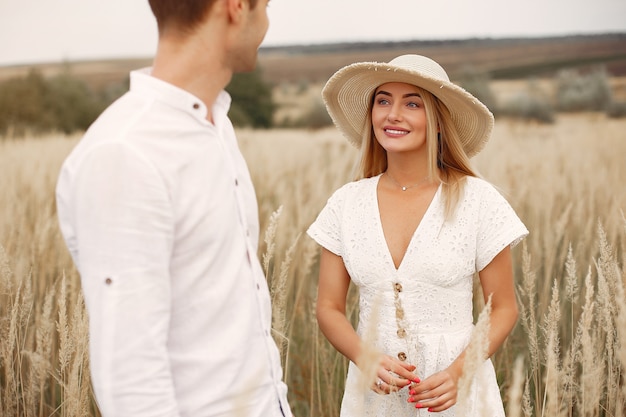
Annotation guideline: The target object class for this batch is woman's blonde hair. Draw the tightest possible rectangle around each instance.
[355,86,480,219]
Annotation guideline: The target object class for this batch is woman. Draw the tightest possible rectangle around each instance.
[307,55,528,416]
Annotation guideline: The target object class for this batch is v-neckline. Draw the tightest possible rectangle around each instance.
[374,174,442,273]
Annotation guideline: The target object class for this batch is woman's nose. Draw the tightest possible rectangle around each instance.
[387,105,402,122]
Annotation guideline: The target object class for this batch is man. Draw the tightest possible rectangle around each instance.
[55,1,292,416]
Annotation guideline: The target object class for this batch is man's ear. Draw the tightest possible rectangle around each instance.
[226,0,247,23]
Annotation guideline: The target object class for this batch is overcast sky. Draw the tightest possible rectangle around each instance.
[1,0,625,67]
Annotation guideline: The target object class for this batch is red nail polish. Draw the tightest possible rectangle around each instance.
[407,397,414,403]
[428,408,433,412]
[415,403,423,409]
[413,378,420,383]
[409,389,415,396]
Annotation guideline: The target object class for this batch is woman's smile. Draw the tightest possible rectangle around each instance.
[383,126,411,137]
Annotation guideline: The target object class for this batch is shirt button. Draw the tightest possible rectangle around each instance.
[192,103,200,110]
[256,283,260,290]
[397,352,407,361]
[104,277,113,285]
[397,328,406,338]
[394,283,403,292]
[235,179,239,186]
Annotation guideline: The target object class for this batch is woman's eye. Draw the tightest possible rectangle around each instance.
[377,99,390,105]
[407,101,419,108]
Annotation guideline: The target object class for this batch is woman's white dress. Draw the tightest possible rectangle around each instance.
[307,174,528,417]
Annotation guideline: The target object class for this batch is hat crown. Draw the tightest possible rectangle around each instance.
[388,54,450,83]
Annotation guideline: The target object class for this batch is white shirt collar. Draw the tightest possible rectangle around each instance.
[130,67,232,124]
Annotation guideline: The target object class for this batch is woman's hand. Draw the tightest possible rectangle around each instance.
[406,365,461,411]
[371,354,421,394]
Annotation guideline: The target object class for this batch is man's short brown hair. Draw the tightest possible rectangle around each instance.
[148,0,260,33]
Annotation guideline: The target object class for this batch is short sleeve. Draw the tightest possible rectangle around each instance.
[306,186,349,257]
[475,181,529,271]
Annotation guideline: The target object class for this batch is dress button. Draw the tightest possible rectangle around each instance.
[397,328,406,338]
[394,282,403,292]
[397,352,407,361]
[104,278,112,285]
[235,179,239,186]
[192,103,200,110]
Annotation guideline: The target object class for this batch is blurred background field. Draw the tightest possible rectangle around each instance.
[2,34,626,135]
[1,35,626,416]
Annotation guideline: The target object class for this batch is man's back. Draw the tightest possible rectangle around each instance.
[56,69,290,416]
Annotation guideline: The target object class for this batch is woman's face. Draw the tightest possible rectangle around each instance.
[371,82,428,157]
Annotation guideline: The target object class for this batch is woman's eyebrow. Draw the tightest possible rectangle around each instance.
[374,90,421,99]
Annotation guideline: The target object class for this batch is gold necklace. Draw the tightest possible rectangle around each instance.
[385,172,431,191]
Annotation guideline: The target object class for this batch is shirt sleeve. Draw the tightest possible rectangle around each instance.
[71,142,180,417]
[306,185,348,257]
[475,181,529,272]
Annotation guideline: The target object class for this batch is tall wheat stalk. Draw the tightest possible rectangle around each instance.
[457,295,492,415]
[506,356,526,417]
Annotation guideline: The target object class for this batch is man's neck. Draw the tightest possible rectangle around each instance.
[151,33,232,122]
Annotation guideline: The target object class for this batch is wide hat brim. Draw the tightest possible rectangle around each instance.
[322,54,494,158]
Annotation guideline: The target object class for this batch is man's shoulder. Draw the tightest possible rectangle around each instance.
[59,94,164,180]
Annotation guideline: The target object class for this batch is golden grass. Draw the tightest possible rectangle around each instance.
[0,134,93,416]
[1,113,625,416]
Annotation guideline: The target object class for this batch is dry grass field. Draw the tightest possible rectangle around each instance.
[1,110,625,416]
[1,32,625,416]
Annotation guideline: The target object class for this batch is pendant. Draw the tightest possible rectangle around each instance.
[402,186,407,191]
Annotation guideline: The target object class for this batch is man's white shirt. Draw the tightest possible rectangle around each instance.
[56,69,291,417]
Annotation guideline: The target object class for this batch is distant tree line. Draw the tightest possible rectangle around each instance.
[0,69,110,136]
[1,62,625,137]
[227,69,275,128]
[0,67,275,137]
[458,65,626,124]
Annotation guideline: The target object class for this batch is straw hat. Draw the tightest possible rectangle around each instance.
[322,54,494,157]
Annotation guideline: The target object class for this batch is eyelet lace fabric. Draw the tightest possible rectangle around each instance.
[307,174,528,417]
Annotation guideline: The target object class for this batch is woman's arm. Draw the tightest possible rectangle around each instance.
[408,246,519,411]
[316,248,419,393]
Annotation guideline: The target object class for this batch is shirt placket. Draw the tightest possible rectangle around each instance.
[216,126,286,401]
